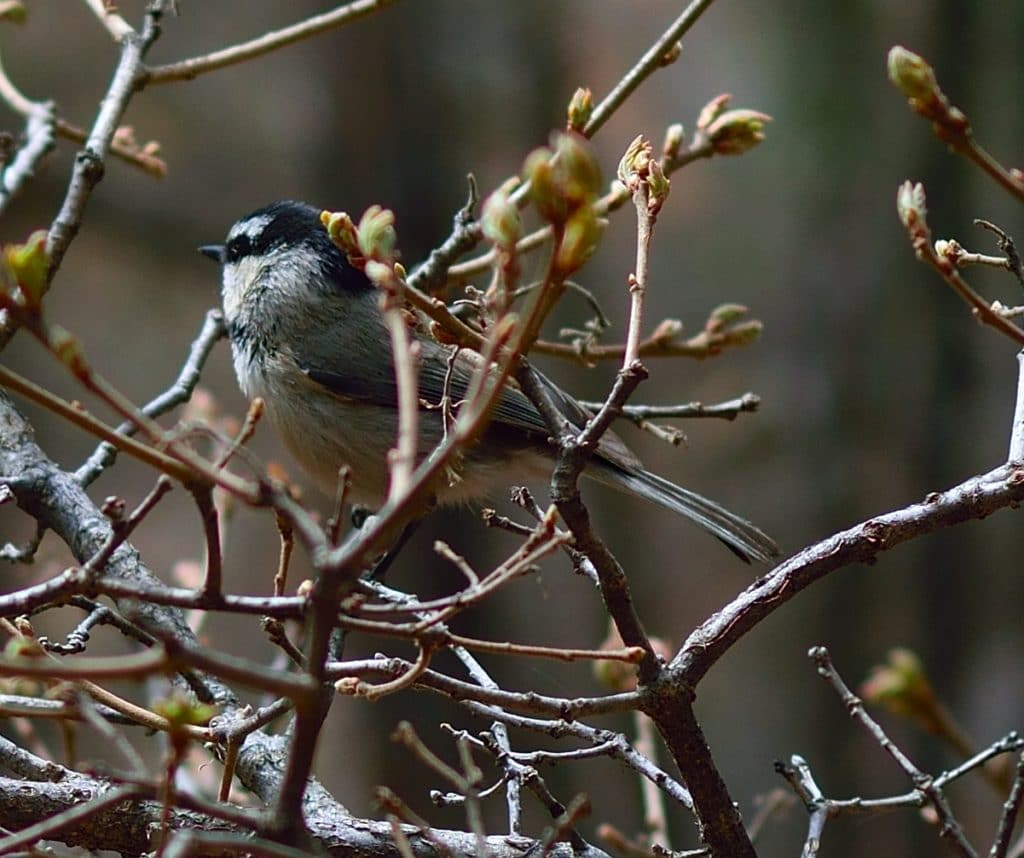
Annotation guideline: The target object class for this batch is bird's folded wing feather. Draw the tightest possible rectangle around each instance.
[300,341,642,471]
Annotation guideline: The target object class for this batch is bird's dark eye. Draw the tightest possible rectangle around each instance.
[225,235,252,263]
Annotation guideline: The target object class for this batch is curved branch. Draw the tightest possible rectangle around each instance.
[671,460,1024,686]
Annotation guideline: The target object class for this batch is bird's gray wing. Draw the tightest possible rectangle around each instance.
[300,341,641,470]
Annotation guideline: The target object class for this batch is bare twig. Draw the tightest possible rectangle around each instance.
[407,176,479,295]
[43,3,168,286]
[889,46,1024,204]
[582,0,716,139]
[81,0,135,41]
[898,181,1024,345]
[991,751,1024,858]
[144,0,401,84]
[576,393,761,422]
[810,647,977,857]
[775,755,831,857]
[329,655,640,719]
[0,54,55,216]
[75,310,226,486]
[632,711,670,850]
[54,117,167,177]
[975,220,1024,286]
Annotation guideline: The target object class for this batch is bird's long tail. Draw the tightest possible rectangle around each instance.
[589,464,779,564]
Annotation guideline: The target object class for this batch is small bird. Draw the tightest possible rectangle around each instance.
[200,200,777,563]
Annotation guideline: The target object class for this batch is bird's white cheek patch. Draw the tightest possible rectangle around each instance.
[221,257,267,322]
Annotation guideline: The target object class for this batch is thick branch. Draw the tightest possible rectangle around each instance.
[672,461,1024,686]
[0,773,605,858]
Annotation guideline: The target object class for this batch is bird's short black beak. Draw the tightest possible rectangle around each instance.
[198,244,226,264]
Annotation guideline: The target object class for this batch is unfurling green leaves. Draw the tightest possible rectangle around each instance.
[555,131,602,210]
[3,229,50,312]
[617,135,670,216]
[523,148,566,225]
[356,205,397,262]
[704,109,771,156]
[695,94,771,156]
[321,210,359,256]
[617,134,651,186]
[4,634,43,659]
[321,205,398,266]
[566,87,593,133]
[696,93,732,132]
[153,692,217,729]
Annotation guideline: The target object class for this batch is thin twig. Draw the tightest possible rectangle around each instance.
[43,3,167,285]
[75,310,227,486]
[975,219,1024,286]
[990,751,1024,858]
[633,711,669,849]
[72,689,147,775]
[54,117,166,177]
[898,181,1024,346]
[407,176,479,295]
[81,0,135,41]
[1010,352,1024,464]
[810,647,977,857]
[576,393,761,422]
[0,54,55,216]
[144,0,401,84]
[583,0,717,138]
[329,655,641,719]
[890,47,1024,204]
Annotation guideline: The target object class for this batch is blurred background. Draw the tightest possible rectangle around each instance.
[2,1,1023,855]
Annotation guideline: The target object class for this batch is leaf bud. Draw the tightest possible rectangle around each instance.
[896,180,927,229]
[704,109,772,155]
[480,180,521,248]
[356,205,397,261]
[696,93,732,132]
[3,229,49,310]
[887,46,939,102]
[320,210,359,257]
[555,206,605,276]
[566,86,593,133]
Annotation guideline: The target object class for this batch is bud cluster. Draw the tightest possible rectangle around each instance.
[523,131,606,276]
[617,134,670,217]
[322,205,400,278]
